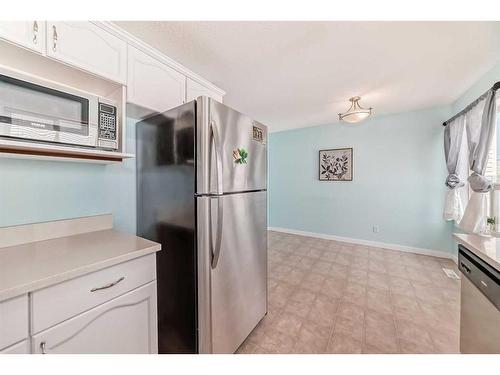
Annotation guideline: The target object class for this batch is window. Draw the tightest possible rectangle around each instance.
[487,106,500,233]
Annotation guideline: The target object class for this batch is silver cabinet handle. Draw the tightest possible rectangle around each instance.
[33,21,38,44]
[52,25,58,52]
[40,341,47,354]
[90,276,125,292]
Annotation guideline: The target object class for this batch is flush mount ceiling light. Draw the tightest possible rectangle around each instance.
[338,96,373,123]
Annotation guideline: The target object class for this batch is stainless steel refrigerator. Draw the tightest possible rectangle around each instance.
[136,97,268,354]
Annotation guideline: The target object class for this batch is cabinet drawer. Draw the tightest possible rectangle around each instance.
[32,254,156,334]
[0,294,28,350]
[33,282,157,354]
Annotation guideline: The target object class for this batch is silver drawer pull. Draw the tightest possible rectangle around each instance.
[52,25,58,52]
[40,341,47,354]
[33,21,38,44]
[90,276,125,292]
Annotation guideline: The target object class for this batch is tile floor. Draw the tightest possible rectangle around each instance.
[237,231,461,354]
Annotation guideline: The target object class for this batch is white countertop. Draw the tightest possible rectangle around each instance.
[0,229,161,302]
[453,233,500,271]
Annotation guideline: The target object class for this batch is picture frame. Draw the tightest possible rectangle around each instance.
[318,148,353,181]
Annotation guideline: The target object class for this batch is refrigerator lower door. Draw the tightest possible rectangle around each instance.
[197,191,267,353]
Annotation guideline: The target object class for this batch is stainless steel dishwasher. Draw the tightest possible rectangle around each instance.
[458,245,500,354]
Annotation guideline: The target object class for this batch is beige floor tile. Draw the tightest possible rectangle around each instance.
[395,319,434,348]
[284,299,313,318]
[398,338,435,354]
[282,268,307,285]
[365,328,399,353]
[246,232,460,354]
[307,295,338,327]
[236,340,260,354]
[319,283,344,302]
[290,288,317,304]
[292,321,332,353]
[334,315,364,341]
[338,301,365,321]
[258,328,297,354]
[273,312,304,336]
[326,333,363,354]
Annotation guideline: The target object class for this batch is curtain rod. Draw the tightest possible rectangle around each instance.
[442,81,500,127]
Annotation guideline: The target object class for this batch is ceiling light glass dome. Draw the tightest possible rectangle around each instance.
[338,96,373,123]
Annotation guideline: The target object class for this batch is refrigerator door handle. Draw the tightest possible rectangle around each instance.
[210,196,224,269]
[210,120,224,195]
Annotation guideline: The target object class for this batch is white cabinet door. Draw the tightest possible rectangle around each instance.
[46,21,127,83]
[0,294,28,350]
[186,78,223,103]
[127,45,186,113]
[0,21,45,54]
[32,282,157,354]
[0,340,29,354]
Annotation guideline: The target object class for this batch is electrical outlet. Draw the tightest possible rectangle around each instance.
[372,225,379,233]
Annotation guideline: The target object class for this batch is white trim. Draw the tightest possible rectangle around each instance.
[269,226,456,262]
[96,21,226,97]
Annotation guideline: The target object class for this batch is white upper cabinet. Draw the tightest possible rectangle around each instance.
[46,22,127,84]
[127,45,186,113]
[186,77,224,103]
[0,21,45,54]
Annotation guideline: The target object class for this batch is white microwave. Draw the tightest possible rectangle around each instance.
[0,68,119,150]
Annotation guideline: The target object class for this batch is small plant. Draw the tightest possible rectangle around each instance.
[487,217,496,231]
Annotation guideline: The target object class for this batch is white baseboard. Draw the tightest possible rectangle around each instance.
[268,226,456,262]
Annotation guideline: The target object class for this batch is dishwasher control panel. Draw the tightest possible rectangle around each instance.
[458,245,500,310]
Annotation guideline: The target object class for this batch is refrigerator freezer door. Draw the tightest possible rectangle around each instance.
[197,97,268,195]
[197,191,268,353]
[136,102,198,353]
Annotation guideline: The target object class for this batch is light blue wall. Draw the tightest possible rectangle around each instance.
[452,61,500,113]
[269,106,455,253]
[0,118,137,233]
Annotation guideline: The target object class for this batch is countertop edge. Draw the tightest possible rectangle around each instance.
[452,233,500,271]
[0,243,161,302]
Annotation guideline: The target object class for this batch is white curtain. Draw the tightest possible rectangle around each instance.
[444,89,497,234]
[443,116,468,222]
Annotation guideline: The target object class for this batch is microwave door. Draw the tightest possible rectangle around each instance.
[0,73,98,148]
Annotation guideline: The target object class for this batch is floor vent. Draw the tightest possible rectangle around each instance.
[442,268,460,280]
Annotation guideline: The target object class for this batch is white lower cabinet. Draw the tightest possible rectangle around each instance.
[0,294,28,350]
[0,340,29,354]
[32,282,158,354]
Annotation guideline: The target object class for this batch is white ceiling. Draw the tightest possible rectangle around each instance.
[114,21,500,132]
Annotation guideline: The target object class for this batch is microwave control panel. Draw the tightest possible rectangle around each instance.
[98,102,118,150]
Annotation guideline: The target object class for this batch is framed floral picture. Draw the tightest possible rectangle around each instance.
[319,148,353,181]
